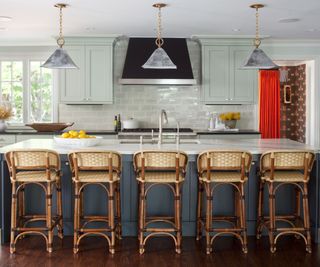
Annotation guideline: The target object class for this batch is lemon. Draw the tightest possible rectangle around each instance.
[79,130,86,135]
[71,131,79,138]
[61,132,70,138]
[78,134,86,139]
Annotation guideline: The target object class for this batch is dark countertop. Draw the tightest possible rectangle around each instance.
[196,129,261,135]
[2,129,117,135]
[1,129,260,135]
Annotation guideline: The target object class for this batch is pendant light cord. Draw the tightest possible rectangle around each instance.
[254,6,261,48]
[56,4,66,48]
[155,5,164,48]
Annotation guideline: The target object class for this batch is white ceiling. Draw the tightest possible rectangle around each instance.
[1,0,320,44]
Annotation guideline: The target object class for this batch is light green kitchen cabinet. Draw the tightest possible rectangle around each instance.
[59,37,115,104]
[200,39,258,104]
[202,46,229,103]
[85,45,113,103]
[60,46,86,103]
[229,46,257,103]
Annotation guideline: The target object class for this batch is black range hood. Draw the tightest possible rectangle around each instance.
[119,38,196,85]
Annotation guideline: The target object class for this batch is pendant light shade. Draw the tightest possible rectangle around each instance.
[41,48,78,69]
[42,4,78,69]
[142,47,176,69]
[142,3,177,69]
[243,48,278,69]
[242,4,278,70]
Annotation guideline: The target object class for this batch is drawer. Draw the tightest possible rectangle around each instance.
[0,134,16,145]
[16,134,53,142]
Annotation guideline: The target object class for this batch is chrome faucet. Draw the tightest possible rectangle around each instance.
[158,109,168,145]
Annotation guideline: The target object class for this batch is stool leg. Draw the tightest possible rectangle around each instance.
[18,185,25,221]
[239,183,248,253]
[139,182,146,254]
[268,182,276,253]
[175,183,182,254]
[56,180,63,239]
[256,180,264,239]
[196,181,203,241]
[109,183,115,254]
[46,182,53,253]
[116,182,122,240]
[10,182,17,254]
[205,183,212,254]
[73,182,80,254]
[302,183,312,253]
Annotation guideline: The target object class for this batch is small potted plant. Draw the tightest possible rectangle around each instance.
[0,102,13,131]
[219,112,241,129]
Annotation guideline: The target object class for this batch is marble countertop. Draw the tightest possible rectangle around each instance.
[0,138,318,155]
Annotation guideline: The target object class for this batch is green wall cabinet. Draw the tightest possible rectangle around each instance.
[200,39,258,104]
[59,37,115,104]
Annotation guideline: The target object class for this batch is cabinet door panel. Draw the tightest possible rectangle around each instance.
[203,46,229,103]
[86,46,113,103]
[60,46,86,102]
[229,46,257,103]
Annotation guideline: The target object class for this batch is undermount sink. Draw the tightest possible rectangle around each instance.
[119,139,201,145]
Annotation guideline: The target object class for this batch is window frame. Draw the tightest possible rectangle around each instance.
[0,52,58,126]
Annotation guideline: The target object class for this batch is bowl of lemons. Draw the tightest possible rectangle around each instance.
[54,130,103,147]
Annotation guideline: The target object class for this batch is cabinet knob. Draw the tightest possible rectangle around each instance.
[65,162,69,166]
[225,98,229,101]
[230,98,233,101]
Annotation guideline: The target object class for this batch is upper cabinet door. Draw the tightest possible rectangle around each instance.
[229,46,257,103]
[202,46,229,103]
[85,45,113,104]
[60,46,86,103]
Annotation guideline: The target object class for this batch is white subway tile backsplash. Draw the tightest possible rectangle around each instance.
[59,38,257,131]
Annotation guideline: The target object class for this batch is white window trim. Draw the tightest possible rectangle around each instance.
[0,51,58,127]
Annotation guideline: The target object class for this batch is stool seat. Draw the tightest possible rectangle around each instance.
[199,172,248,183]
[137,172,184,183]
[261,171,305,182]
[73,171,120,183]
[15,170,60,182]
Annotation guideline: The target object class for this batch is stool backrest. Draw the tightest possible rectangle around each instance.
[260,150,315,181]
[5,149,60,180]
[68,151,121,181]
[197,150,252,181]
[133,151,188,181]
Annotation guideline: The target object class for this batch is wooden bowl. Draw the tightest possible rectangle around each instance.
[26,122,74,132]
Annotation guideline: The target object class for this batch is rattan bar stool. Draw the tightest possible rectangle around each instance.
[134,150,188,254]
[5,149,63,253]
[257,150,315,253]
[196,150,252,254]
[68,151,122,254]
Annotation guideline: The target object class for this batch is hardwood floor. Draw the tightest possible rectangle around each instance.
[0,236,319,267]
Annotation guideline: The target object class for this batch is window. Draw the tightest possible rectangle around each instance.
[0,60,54,124]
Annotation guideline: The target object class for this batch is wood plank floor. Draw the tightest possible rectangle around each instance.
[1,236,319,267]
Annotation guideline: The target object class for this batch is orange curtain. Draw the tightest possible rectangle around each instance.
[259,70,280,139]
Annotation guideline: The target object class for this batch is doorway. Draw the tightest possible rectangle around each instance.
[274,60,314,145]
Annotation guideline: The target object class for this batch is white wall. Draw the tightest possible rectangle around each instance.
[59,38,257,130]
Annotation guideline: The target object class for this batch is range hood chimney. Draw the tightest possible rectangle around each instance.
[119,38,196,85]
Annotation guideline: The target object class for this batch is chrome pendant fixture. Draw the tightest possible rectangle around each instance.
[242,4,278,69]
[142,3,177,69]
[42,3,78,69]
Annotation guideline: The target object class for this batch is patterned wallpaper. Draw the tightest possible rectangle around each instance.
[279,65,306,143]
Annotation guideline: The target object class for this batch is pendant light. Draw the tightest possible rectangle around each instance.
[242,4,278,69]
[41,3,78,69]
[142,3,177,69]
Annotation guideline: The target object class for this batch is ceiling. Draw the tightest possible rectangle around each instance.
[1,0,320,44]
